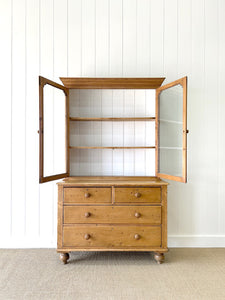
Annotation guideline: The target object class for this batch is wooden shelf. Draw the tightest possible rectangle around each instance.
[159,147,183,150]
[70,117,155,122]
[159,119,182,125]
[70,146,155,150]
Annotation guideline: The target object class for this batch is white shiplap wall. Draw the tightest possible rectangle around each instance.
[0,0,225,247]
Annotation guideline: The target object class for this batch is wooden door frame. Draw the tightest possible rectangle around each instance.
[39,76,70,183]
[155,76,187,183]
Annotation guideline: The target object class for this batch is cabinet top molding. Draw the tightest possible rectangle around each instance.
[60,77,165,89]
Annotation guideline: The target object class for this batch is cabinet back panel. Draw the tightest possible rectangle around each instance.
[69,89,155,176]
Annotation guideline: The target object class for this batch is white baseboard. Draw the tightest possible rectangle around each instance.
[0,237,56,248]
[0,235,225,248]
[168,235,225,247]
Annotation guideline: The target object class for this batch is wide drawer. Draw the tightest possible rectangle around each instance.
[64,206,161,225]
[64,187,111,204]
[114,188,161,203]
[63,225,161,247]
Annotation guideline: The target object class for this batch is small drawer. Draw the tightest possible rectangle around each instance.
[63,225,161,248]
[115,187,161,204]
[64,205,161,225]
[64,187,111,204]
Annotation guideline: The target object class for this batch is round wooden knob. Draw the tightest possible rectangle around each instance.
[84,212,91,218]
[135,192,141,198]
[84,192,90,198]
[84,234,90,240]
[134,212,141,218]
[134,234,140,240]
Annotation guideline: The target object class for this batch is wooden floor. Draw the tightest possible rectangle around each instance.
[0,248,224,300]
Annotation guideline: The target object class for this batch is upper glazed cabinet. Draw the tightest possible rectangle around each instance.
[39,77,187,184]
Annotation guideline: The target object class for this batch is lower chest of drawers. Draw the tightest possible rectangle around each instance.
[57,181,168,263]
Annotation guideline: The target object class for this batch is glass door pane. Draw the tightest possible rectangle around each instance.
[43,85,66,176]
[156,77,187,182]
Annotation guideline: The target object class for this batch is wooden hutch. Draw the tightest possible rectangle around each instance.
[39,76,187,264]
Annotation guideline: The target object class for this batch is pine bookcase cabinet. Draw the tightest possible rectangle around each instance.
[39,76,188,264]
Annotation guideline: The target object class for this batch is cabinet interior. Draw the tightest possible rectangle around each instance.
[39,77,187,183]
[69,88,156,177]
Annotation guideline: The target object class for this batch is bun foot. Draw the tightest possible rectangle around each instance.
[60,253,69,264]
[154,252,164,264]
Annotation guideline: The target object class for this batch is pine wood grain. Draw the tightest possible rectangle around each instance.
[63,225,161,248]
[64,205,161,224]
[114,187,161,203]
[69,146,155,149]
[57,176,168,187]
[57,185,63,249]
[64,187,112,204]
[161,185,167,248]
[70,117,155,121]
[60,77,165,89]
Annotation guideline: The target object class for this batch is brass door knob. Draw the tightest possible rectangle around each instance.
[134,192,141,198]
[84,212,91,218]
[84,234,91,240]
[134,234,140,240]
[134,212,141,218]
[84,192,90,198]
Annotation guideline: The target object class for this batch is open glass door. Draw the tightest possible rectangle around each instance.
[156,77,187,183]
[39,76,69,183]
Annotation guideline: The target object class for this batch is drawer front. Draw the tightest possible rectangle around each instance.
[64,206,161,225]
[64,188,111,204]
[63,225,161,247]
[115,188,161,203]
